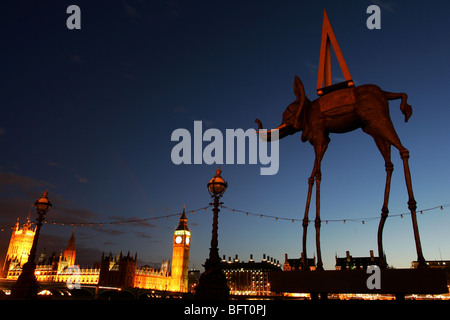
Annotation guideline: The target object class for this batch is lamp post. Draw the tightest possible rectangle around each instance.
[12,190,52,299]
[195,167,230,300]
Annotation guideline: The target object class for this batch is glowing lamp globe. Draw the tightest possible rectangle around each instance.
[207,167,227,197]
[35,190,52,214]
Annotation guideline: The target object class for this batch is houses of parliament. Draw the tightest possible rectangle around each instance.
[1,209,191,292]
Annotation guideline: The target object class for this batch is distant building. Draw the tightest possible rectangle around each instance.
[411,259,450,286]
[99,251,137,288]
[134,260,170,291]
[221,254,281,296]
[283,253,316,271]
[2,218,35,277]
[2,208,192,293]
[96,208,191,292]
[170,207,191,292]
[188,269,200,293]
[4,226,100,285]
[63,230,76,267]
[335,250,383,270]
[411,260,450,269]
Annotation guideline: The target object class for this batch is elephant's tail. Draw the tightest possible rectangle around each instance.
[384,91,412,123]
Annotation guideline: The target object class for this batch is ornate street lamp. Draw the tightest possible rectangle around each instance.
[195,167,230,299]
[12,190,52,299]
[207,168,227,197]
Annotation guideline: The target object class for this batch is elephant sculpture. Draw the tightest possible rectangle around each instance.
[255,76,426,270]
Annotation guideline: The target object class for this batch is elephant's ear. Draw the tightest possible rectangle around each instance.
[293,75,306,130]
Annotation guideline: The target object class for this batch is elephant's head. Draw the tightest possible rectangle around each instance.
[255,75,309,141]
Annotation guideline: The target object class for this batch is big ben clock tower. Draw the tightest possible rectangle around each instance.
[170,206,190,292]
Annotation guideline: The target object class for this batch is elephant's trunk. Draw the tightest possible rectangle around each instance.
[255,119,288,141]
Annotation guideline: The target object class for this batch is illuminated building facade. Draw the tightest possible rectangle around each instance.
[221,254,281,296]
[134,260,170,291]
[411,260,450,269]
[335,250,382,270]
[97,209,191,292]
[2,218,35,277]
[283,253,316,271]
[4,226,99,285]
[63,230,76,267]
[2,209,191,293]
[170,208,190,292]
[99,251,137,288]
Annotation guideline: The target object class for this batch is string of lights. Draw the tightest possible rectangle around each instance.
[220,203,450,225]
[0,205,212,231]
[1,202,450,232]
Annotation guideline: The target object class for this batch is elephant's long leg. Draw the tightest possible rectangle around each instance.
[378,161,393,268]
[370,136,393,269]
[400,148,426,268]
[301,175,315,271]
[364,121,426,268]
[315,172,323,271]
[312,140,328,271]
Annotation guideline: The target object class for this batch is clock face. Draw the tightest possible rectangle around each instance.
[175,236,182,244]
[185,237,190,245]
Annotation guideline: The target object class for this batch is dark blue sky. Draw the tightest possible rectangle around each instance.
[1,1,450,270]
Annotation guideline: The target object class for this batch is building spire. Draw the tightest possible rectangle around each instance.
[23,216,31,231]
[66,228,76,251]
[176,206,189,231]
[63,228,76,266]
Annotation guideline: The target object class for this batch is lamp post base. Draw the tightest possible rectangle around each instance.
[11,261,39,299]
[195,265,230,300]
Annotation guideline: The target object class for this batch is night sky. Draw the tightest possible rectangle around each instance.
[2,0,450,271]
